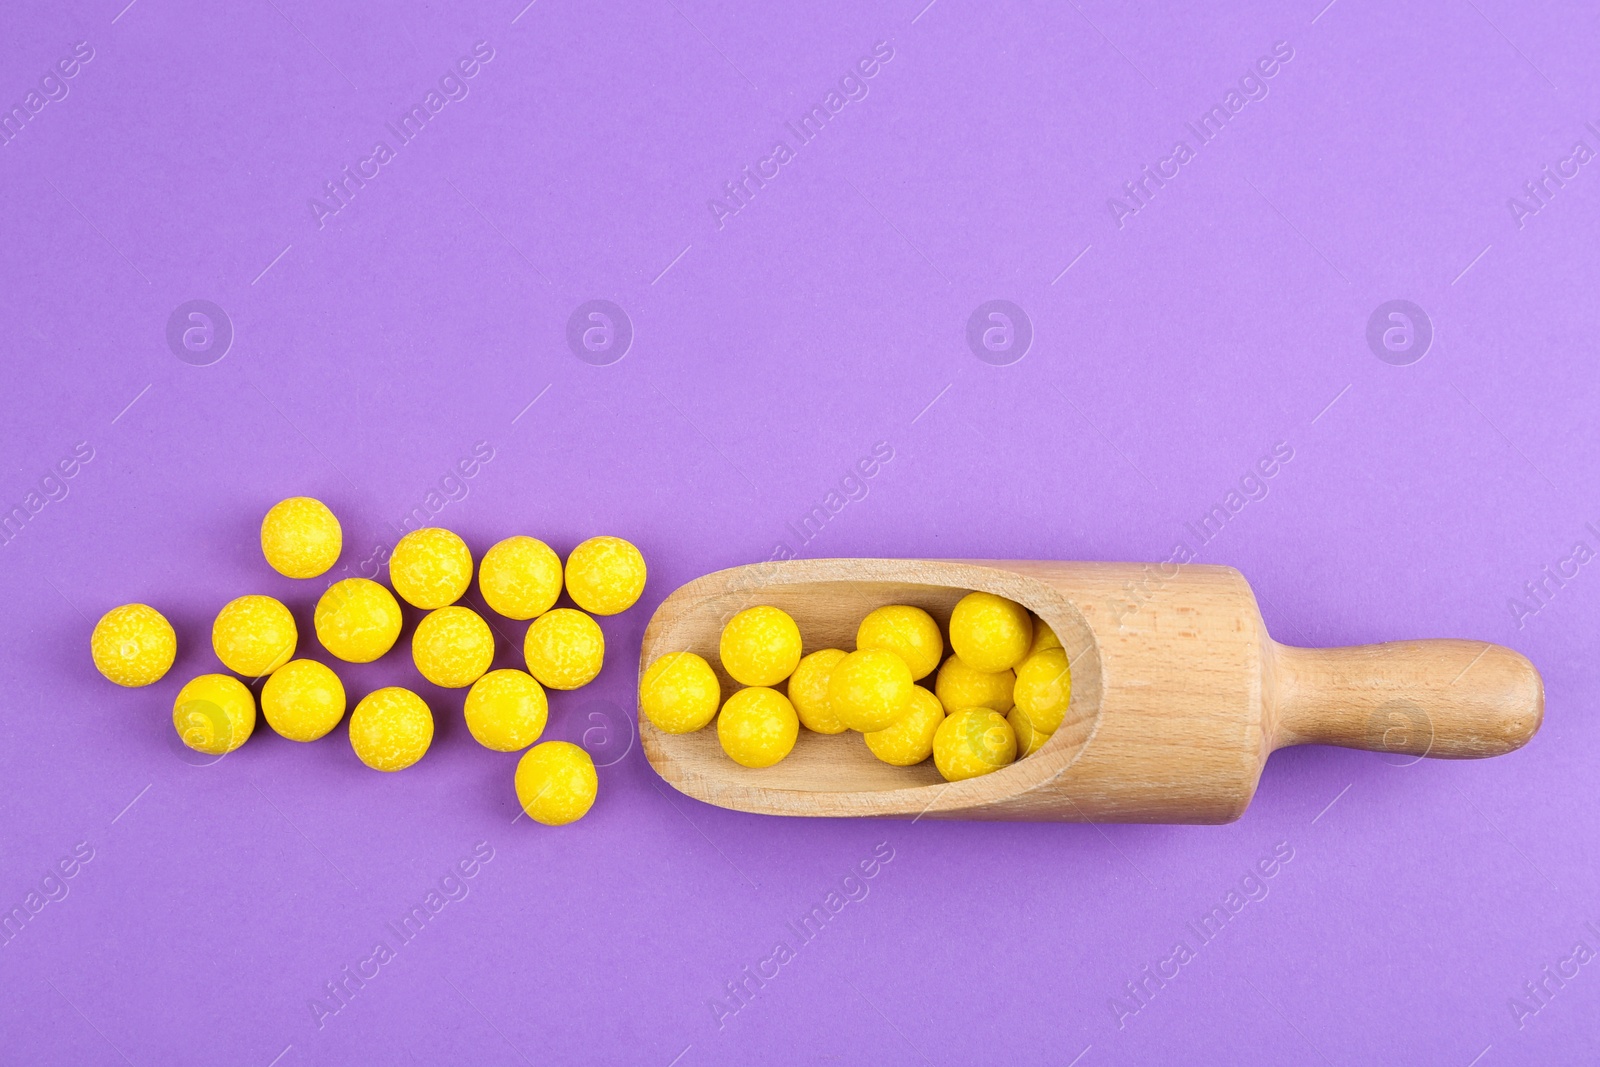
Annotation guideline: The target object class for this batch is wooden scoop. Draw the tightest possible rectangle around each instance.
[638,559,1543,823]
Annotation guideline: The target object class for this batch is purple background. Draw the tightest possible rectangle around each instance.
[1,0,1596,1063]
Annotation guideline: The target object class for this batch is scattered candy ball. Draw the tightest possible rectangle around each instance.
[261,659,347,741]
[717,687,799,768]
[864,686,945,766]
[1029,616,1062,656]
[827,648,914,732]
[389,527,473,609]
[91,604,176,687]
[933,708,1017,782]
[464,669,548,751]
[212,594,297,677]
[260,497,342,579]
[173,673,256,755]
[949,591,1033,673]
[856,605,943,681]
[349,687,434,771]
[515,741,598,825]
[934,654,1015,714]
[1009,705,1051,758]
[524,608,604,690]
[786,648,849,735]
[412,606,495,688]
[719,606,803,687]
[314,578,403,663]
[478,535,563,620]
[565,535,647,616]
[1013,647,1072,734]
[640,651,721,734]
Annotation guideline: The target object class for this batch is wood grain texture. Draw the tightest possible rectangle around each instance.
[638,559,1544,823]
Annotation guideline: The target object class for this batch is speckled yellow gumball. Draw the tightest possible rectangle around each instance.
[565,536,647,616]
[949,592,1032,673]
[516,741,598,825]
[412,606,495,688]
[173,673,256,755]
[314,578,403,663]
[464,669,548,751]
[91,603,176,687]
[478,536,563,620]
[349,687,433,771]
[1013,648,1072,734]
[786,648,849,734]
[934,654,1015,714]
[856,605,943,680]
[864,686,944,767]
[213,595,297,678]
[719,606,802,687]
[933,708,1017,782]
[640,652,721,734]
[717,687,799,768]
[523,608,604,690]
[827,649,913,733]
[1009,705,1051,758]
[389,528,473,609]
[1029,616,1062,656]
[260,497,342,579]
[261,659,346,741]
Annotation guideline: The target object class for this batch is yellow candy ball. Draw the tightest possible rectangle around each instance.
[1030,616,1062,656]
[856,605,943,680]
[1014,647,1072,734]
[465,669,548,751]
[827,648,913,733]
[389,528,473,609]
[314,578,403,663]
[516,741,598,825]
[173,673,256,755]
[565,535,647,616]
[640,652,721,734]
[1009,705,1052,758]
[523,608,604,690]
[864,686,944,766]
[719,606,802,687]
[934,654,1015,714]
[786,648,849,734]
[934,708,1017,782]
[213,594,297,678]
[412,606,495,688]
[717,687,799,768]
[91,603,176,687]
[349,687,434,771]
[478,536,563,620]
[949,591,1032,672]
[261,659,346,741]
[260,496,342,579]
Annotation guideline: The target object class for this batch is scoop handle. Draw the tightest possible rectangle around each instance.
[1269,640,1543,758]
